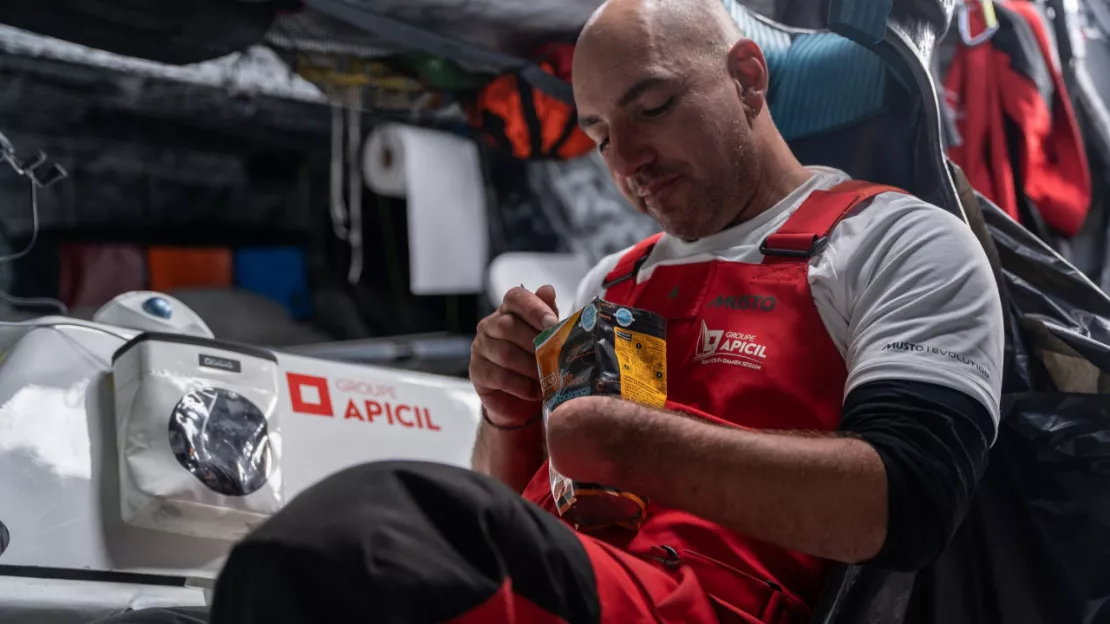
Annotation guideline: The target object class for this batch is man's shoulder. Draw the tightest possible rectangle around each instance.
[573,244,637,309]
[833,187,984,259]
[848,186,966,226]
[820,187,997,320]
[825,186,1005,427]
[574,233,673,308]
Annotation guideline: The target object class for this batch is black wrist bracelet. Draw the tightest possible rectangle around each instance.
[482,407,542,431]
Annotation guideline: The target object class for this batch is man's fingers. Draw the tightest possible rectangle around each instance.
[501,287,558,332]
[472,332,538,379]
[469,355,541,401]
[483,312,543,352]
[535,284,559,319]
[469,285,558,405]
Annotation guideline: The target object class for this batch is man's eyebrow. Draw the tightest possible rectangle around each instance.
[578,76,671,131]
[618,76,669,107]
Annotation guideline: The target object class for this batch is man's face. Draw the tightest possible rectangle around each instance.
[574,34,758,240]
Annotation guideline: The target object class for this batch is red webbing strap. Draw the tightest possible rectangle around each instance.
[601,232,663,302]
[761,180,906,262]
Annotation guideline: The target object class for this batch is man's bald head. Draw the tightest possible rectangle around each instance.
[570,0,780,241]
[576,0,743,76]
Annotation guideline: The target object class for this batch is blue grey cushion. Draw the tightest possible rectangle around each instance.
[725,2,892,142]
[765,33,889,142]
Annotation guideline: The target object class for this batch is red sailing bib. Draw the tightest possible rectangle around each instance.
[522,180,904,622]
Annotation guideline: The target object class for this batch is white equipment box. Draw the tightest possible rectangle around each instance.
[0,316,481,621]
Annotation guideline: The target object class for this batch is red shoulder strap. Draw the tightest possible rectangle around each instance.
[761,180,905,262]
[601,232,663,302]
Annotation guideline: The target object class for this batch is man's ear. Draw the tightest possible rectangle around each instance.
[727,38,768,118]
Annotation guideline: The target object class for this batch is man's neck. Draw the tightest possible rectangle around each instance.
[725,150,813,232]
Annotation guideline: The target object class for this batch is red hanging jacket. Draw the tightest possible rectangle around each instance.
[944,1,1091,236]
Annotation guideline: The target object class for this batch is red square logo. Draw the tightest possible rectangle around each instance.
[287,373,334,417]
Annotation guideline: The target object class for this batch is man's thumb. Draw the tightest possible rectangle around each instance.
[536,284,559,318]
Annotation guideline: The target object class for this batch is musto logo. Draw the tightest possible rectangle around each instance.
[881,342,991,380]
[693,320,768,370]
[286,373,441,431]
[707,294,776,312]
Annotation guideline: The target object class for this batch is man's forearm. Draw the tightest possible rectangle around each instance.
[550,398,888,563]
[470,412,547,493]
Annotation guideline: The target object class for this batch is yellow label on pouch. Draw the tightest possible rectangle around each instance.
[613,328,667,408]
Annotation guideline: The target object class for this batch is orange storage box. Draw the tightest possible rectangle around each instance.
[147,247,233,292]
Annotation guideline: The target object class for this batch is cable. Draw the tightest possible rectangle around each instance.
[346,87,365,285]
[0,183,39,265]
[0,320,132,342]
[0,136,70,316]
[0,291,68,315]
[328,93,350,241]
[0,320,133,371]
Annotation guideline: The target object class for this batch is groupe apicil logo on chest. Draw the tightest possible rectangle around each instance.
[286,372,443,431]
[693,320,770,370]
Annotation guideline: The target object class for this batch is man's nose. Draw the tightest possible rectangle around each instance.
[607,131,654,179]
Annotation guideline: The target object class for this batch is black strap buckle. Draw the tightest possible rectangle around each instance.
[602,247,655,288]
[759,235,829,259]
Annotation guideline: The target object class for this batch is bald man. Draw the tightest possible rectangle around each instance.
[206,1,1003,623]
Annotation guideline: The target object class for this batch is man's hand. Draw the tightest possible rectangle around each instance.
[547,395,889,564]
[469,285,560,492]
[469,285,559,426]
[545,395,623,484]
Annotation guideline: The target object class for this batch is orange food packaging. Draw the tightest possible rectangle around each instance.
[533,297,667,531]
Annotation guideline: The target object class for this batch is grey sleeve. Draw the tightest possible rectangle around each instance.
[827,195,1005,432]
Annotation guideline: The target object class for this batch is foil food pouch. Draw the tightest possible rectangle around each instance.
[533,297,667,531]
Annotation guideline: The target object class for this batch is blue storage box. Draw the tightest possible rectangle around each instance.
[233,247,312,319]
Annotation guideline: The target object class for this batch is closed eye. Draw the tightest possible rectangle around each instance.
[597,96,675,153]
[642,98,674,117]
